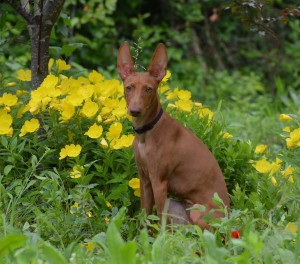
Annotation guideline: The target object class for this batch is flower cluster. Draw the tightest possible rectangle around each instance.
[161,84,214,120]
[279,113,300,148]
[0,62,217,162]
[252,113,299,186]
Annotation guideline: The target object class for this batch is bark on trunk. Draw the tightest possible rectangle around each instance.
[4,0,65,90]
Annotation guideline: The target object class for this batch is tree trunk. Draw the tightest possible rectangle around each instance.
[4,0,65,90]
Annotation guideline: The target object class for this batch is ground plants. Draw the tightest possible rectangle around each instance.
[0,61,299,263]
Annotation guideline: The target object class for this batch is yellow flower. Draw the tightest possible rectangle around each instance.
[282,167,295,178]
[198,107,214,120]
[105,217,110,224]
[288,176,294,183]
[40,74,59,89]
[166,88,179,100]
[1,93,18,107]
[285,222,298,235]
[89,70,104,83]
[0,110,13,136]
[70,202,79,214]
[255,144,267,154]
[286,128,300,149]
[19,118,40,137]
[222,132,233,139]
[279,114,293,121]
[111,134,134,149]
[70,165,84,179]
[80,101,99,118]
[60,101,75,121]
[134,189,141,197]
[106,122,122,141]
[177,90,191,101]
[85,123,103,139]
[106,201,112,208]
[175,99,193,112]
[129,178,141,197]
[281,167,295,183]
[17,69,31,81]
[86,241,94,251]
[162,70,171,82]
[86,211,93,218]
[252,158,281,175]
[129,178,140,189]
[59,144,82,159]
[56,59,71,71]
[283,126,290,132]
[159,85,170,94]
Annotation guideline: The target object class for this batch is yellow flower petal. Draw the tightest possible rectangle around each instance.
[279,114,293,121]
[17,69,31,81]
[100,138,108,148]
[162,70,171,82]
[252,159,272,174]
[255,144,267,154]
[80,101,99,118]
[89,70,104,83]
[106,122,122,141]
[19,118,40,137]
[1,93,18,107]
[134,188,141,197]
[85,123,103,139]
[175,99,193,112]
[59,144,82,159]
[56,59,71,71]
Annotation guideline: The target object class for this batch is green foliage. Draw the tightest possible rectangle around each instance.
[0,62,299,263]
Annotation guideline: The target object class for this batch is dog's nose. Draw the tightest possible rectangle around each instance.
[130,108,141,117]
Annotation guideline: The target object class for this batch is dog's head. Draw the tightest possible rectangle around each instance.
[117,42,167,117]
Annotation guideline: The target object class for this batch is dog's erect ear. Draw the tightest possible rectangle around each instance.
[148,43,168,82]
[117,41,135,81]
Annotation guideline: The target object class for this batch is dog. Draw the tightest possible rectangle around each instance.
[117,41,230,229]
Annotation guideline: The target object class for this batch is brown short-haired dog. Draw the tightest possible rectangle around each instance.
[117,42,230,229]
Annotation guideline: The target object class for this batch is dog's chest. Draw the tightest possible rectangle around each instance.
[134,140,157,174]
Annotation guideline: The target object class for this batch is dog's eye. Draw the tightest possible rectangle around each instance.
[125,86,132,92]
[145,87,152,93]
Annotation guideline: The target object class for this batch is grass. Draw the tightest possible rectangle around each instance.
[0,64,299,263]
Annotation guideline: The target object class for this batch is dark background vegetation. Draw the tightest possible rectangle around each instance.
[1,1,299,99]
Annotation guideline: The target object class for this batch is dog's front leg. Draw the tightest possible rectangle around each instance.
[152,179,168,220]
[140,173,154,215]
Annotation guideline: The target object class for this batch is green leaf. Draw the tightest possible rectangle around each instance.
[107,222,125,264]
[62,43,85,57]
[40,241,68,264]
[120,241,136,264]
[1,136,8,148]
[4,165,14,176]
[0,234,27,259]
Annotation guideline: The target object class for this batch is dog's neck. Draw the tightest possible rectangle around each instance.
[132,100,162,137]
